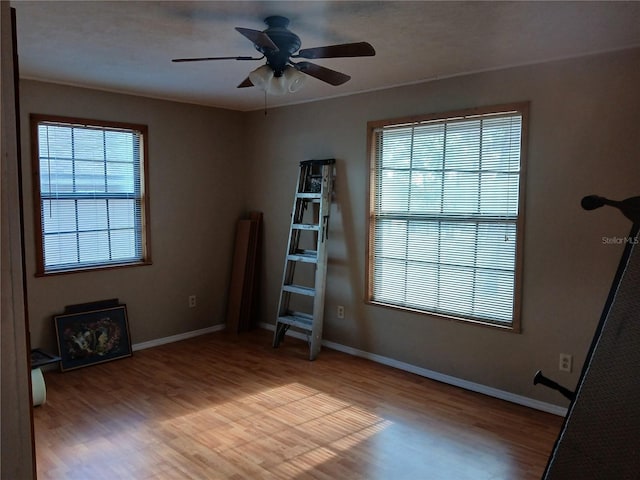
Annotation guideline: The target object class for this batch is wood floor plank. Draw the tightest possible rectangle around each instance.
[33,329,562,479]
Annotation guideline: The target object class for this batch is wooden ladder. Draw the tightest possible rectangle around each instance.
[273,159,335,360]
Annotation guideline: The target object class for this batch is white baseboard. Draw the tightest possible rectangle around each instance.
[261,321,567,417]
[131,321,567,417]
[132,323,226,351]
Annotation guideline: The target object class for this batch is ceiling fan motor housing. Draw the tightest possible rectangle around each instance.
[258,16,301,76]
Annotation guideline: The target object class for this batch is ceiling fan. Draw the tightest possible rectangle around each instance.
[172,15,376,94]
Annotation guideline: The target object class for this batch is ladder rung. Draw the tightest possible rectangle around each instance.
[296,192,322,200]
[277,313,313,331]
[287,250,318,263]
[292,223,320,231]
[283,284,315,296]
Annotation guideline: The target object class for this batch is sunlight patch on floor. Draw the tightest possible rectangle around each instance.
[160,381,392,475]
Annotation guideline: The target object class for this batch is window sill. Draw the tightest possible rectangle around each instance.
[367,300,521,333]
[36,260,152,277]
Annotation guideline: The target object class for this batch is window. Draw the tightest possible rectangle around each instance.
[367,103,528,330]
[31,114,151,275]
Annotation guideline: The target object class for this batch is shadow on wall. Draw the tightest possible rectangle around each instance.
[327,159,373,351]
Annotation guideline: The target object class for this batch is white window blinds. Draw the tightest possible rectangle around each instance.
[34,118,149,273]
[369,106,526,327]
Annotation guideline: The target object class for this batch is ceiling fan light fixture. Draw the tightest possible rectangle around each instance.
[248,65,306,95]
[248,64,274,90]
[284,66,306,93]
[268,75,288,95]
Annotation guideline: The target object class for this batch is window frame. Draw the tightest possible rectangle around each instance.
[366,102,529,332]
[30,114,152,276]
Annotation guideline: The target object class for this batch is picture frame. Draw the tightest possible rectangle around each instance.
[54,305,132,371]
[31,348,61,369]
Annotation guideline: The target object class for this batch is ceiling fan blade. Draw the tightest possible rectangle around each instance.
[237,77,254,88]
[296,42,375,59]
[172,56,261,62]
[235,27,279,52]
[295,61,351,86]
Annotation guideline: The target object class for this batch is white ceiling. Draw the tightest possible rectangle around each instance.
[11,1,640,112]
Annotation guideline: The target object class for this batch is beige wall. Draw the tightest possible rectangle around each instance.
[244,48,640,406]
[18,48,640,410]
[20,80,247,354]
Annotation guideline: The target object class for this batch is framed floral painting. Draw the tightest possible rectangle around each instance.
[54,305,132,371]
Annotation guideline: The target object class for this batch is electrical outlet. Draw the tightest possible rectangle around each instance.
[559,353,572,373]
[188,295,197,308]
[337,305,345,319]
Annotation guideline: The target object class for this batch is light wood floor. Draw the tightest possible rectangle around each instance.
[34,329,562,479]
